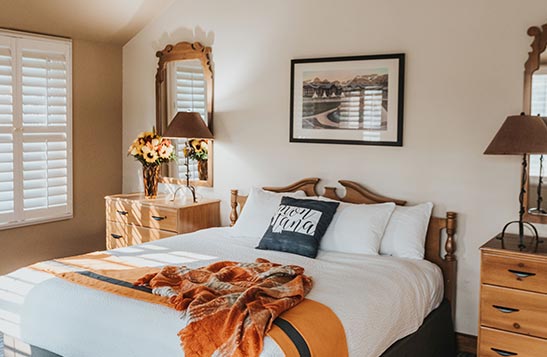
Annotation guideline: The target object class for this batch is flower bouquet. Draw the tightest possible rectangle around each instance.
[184,139,209,180]
[128,130,175,198]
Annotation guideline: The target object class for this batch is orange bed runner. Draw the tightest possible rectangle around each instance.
[34,252,348,357]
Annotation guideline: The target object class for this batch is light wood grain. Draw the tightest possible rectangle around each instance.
[481,284,547,338]
[128,205,178,232]
[128,224,176,245]
[106,221,129,249]
[479,326,547,357]
[478,236,547,355]
[105,194,221,249]
[481,252,547,294]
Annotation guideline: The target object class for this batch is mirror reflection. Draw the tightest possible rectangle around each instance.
[529,50,547,215]
[166,59,210,182]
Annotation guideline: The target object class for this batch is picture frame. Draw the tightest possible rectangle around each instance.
[290,53,405,146]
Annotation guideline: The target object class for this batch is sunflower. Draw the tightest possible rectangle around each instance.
[144,150,159,163]
[186,139,208,161]
[128,128,175,166]
[158,144,174,159]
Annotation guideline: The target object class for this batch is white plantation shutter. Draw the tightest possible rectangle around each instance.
[0,30,72,229]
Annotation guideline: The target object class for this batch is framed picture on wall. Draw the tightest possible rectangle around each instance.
[290,53,405,146]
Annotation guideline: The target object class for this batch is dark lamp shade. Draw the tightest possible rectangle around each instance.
[484,115,547,155]
[162,112,214,139]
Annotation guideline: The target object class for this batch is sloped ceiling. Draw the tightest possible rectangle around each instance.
[0,0,175,44]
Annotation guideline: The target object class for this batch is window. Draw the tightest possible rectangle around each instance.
[0,30,72,229]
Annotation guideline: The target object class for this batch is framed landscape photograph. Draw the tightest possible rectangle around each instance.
[290,54,405,146]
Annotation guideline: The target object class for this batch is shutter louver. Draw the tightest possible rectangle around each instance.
[0,46,13,127]
[0,133,14,216]
[175,62,207,121]
[22,133,67,211]
[0,42,14,219]
[20,46,70,217]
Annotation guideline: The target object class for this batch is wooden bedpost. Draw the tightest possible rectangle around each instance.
[444,211,457,320]
[230,189,239,227]
[445,212,457,261]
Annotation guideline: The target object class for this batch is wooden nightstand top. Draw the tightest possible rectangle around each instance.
[105,193,221,210]
[480,234,547,260]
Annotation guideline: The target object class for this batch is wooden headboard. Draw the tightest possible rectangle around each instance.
[229,178,457,319]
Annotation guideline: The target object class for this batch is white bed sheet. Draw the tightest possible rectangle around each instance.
[0,227,443,357]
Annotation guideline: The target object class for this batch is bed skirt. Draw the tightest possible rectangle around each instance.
[381,299,456,357]
[1,300,455,357]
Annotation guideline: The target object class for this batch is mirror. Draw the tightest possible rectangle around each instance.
[155,42,214,187]
[524,24,547,220]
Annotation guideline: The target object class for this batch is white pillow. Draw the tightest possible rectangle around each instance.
[319,201,396,255]
[231,187,306,238]
[380,202,433,259]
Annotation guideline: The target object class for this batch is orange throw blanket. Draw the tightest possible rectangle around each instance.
[134,258,313,357]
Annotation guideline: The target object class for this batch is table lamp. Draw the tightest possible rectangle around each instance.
[484,113,547,249]
[163,112,214,203]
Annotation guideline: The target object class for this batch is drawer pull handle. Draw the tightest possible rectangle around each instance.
[508,269,536,279]
[492,305,520,313]
[116,210,128,216]
[152,215,167,221]
[491,348,517,356]
[111,234,123,239]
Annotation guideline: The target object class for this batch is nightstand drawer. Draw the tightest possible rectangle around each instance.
[128,224,176,245]
[479,326,547,357]
[481,284,547,338]
[106,199,132,224]
[128,205,178,232]
[106,221,130,249]
[482,253,547,294]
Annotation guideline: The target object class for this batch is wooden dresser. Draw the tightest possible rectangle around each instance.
[105,193,221,249]
[478,235,547,356]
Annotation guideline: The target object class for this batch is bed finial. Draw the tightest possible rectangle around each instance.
[230,189,239,227]
[445,211,457,261]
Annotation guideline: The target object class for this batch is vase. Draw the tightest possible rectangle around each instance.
[198,160,208,180]
[142,164,160,199]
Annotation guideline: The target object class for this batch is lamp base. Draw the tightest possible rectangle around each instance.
[497,220,543,251]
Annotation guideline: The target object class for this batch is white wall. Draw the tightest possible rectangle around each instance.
[123,0,547,335]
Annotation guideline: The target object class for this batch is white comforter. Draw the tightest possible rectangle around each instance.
[0,227,443,357]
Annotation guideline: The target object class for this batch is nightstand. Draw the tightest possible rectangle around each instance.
[478,235,547,356]
[105,193,221,249]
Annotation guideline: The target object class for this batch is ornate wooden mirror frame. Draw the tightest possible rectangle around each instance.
[523,24,547,223]
[155,41,214,187]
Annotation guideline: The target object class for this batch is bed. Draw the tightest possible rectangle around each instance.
[0,178,457,357]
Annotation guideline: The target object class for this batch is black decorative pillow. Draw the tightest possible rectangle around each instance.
[256,197,340,258]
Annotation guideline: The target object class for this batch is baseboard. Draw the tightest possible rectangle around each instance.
[456,332,477,354]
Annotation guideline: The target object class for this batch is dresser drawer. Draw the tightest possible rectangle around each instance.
[106,221,130,249]
[481,284,547,338]
[128,224,176,245]
[128,205,178,232]
[479,326,547,357]
[481,253,547,294]
[106,199,132,224]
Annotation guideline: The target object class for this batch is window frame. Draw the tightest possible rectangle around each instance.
[0,29,73,230]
